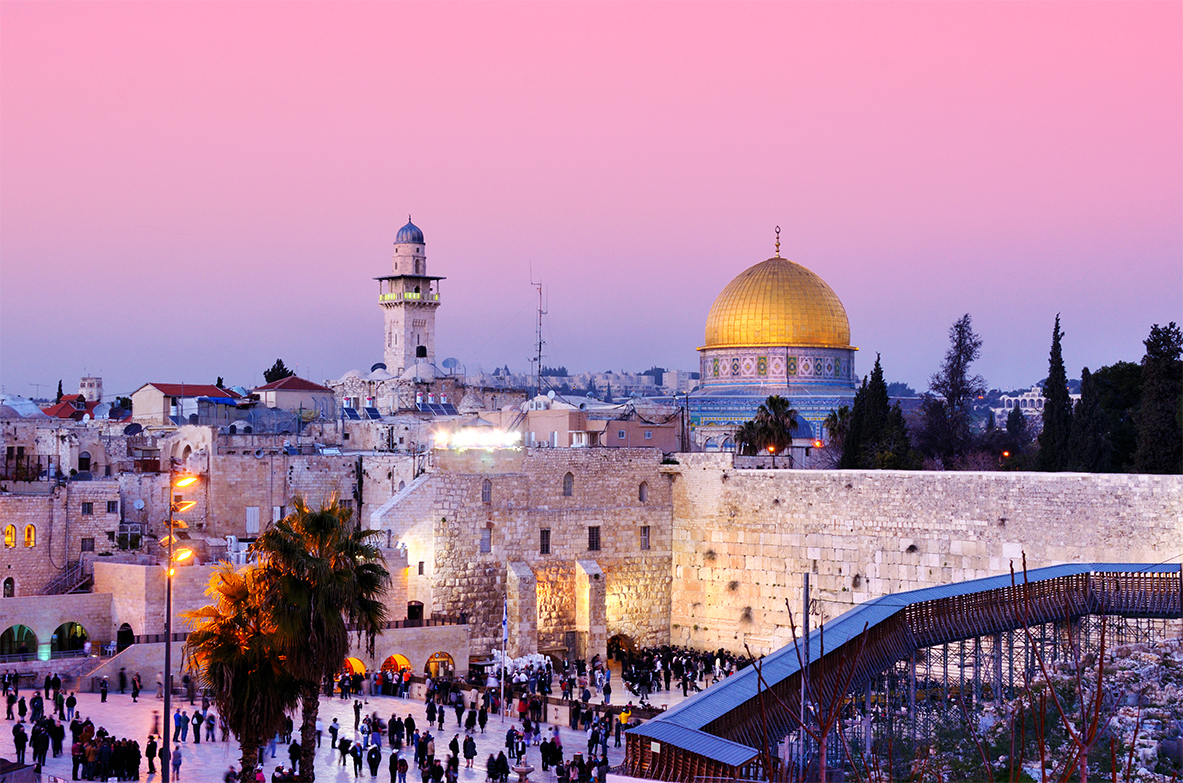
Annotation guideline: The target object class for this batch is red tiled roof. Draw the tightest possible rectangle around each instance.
[143,384,240,398]
[253,376,333,393]
[41,396,101,420]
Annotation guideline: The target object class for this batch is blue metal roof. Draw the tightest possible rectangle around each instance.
[631,562,1181,764]
[627,722,758,767]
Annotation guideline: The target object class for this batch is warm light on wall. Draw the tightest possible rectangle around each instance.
[434,428,523,450]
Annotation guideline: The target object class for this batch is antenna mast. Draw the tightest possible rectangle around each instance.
[529,278,546,398]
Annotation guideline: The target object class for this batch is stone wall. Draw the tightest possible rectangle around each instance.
[371,448,674,658]
[0,591,113,655]
[668,454,1183,655]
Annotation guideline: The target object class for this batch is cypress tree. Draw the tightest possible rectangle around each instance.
[1037,314,1073,471]
[55,380,63,403]
[1134,322,1183,474]
[840,355,917,469]
[1066,367,1108,472]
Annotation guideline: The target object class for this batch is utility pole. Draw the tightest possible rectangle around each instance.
[800,573,810,777]
[529,279,546,399]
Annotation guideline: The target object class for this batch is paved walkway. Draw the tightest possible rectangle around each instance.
[0,673,702,783]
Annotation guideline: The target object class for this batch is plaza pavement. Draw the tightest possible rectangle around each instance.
[1,668,701,783]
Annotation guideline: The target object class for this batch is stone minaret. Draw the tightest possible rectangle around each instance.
[376,217,444,375]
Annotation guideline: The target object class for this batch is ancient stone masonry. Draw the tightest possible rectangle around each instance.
[369,448,675,656]
[668,453,1183,655]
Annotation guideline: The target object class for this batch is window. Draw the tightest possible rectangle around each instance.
[588,526,601,551]
[418,561,425,576]
[81,502,94,516]
[3,525,15,548]
[245,506,260,536]
[644,431,653,440]
[2,578,12,598]
[481,479,492,504]
[479,527,491,554]
[640,526,651,551]
[539,529,551,555]
[638,482,649,502]
[107,500,119,514]
[81,538,95,552]
[562,472,574,497]
[272,506,283,524]
[24,525,35,548]
[617,430,626,440]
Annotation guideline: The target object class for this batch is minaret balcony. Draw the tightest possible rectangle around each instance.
[380,292,439,303]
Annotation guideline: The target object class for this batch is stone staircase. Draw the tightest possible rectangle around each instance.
[40,560,92,595]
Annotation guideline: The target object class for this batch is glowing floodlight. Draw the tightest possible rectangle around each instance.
[174,476,198,488]
[435,428,523,451]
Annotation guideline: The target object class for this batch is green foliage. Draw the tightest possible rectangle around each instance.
[263,359,295,383]
[639,366,667,380]
[55,380,63,403]
[885,381,918,397]
[215,377,224,389]
[733,395,798,456]
[539,366,568,376]
[1134,322,1182,473]
[841,356,919,469]
[919,314,986,464]
[184,564,301,775]
[1091,361,1142,471]
[115,396,132,412]
[1066,368,1108,471]
[1037,315,1074,471]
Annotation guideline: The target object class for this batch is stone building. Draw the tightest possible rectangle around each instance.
[690,233,857,449]
[369,447,675,662]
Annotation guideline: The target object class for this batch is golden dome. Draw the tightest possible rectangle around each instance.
[702,257,851,349]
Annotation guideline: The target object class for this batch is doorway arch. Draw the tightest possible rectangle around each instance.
[608,633,637,660]
[425,651,454,679]
[51,622,88,654]
[343,657,366,675]
[2,577,13,598]
[116,623,135,651]
[78,451,92,472]
[0,625,36,657]
[381,653,411,673]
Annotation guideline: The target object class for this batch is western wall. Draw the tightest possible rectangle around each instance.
[667,453,1183,655]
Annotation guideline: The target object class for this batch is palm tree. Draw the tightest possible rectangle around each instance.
[184,563,300,777]
[755,395,799,454]
[733,420,766,456]
[252,497,390,782]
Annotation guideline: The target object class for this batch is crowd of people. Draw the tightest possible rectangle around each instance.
[5,647,744,783]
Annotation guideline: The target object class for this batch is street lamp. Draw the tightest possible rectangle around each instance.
[768,444,776,469]
[161,473,196,783]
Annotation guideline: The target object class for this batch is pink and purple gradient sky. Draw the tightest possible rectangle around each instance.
[2,1,1180,400]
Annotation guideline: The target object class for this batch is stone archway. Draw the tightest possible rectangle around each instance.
[425,651,454,679]
[0,625,37,659]
[51,622,88,654]
[608,633,637,661]
[116,623,135,651]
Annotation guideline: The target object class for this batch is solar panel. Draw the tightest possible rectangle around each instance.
[430,404,447,415]
[343,407,361,420]
[415,403,428,413]
[440,404,459,415]
[364,407,383,420]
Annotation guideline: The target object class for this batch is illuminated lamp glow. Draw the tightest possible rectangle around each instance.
[173,549,194,562]
[174,476,198,488]
[813,439,824,448]
[173,500,197,513]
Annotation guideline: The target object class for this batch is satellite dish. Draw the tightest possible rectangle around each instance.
[370,362,387,372]
[442,358,459,370]
[547,390,556,400]
[133,499,145,510]
[81,413,91,421]
[123,423,143,436]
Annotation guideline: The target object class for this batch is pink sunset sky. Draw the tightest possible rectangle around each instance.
[1,1,1180,399]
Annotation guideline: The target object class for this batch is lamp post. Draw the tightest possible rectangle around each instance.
[162,474,196,783]
[767,444,776,469]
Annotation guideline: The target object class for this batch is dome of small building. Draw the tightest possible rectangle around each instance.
[457,392,485,414]
[395,217,424,244]
[0,404,21,419]
[703,257,851,349]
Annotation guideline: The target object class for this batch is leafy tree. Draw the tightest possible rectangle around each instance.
[640,366,667,380]
[820,406,851,468]
[252,498,390,781]
[1037,315,1073,471]
[184,564,301,776]
[55,380,63,403]
[1134,322,1182,474]
[885,381,918,397]
[918,314,986,465]
[1006,405,1029,444]
[539,366,568,377]
[215,377,225,389]
[264,359,295,383]
[1066,368,1108,472]
[115,396,133,412]
[1091,361,1142,471]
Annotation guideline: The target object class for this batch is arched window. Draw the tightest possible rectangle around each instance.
[562,472,574,497]
[23,525,35,548]
[2,578,12,598]
[638,482,649,502]
[481,479,492,504]
[3,525,14,548]
[78,451,92,472]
